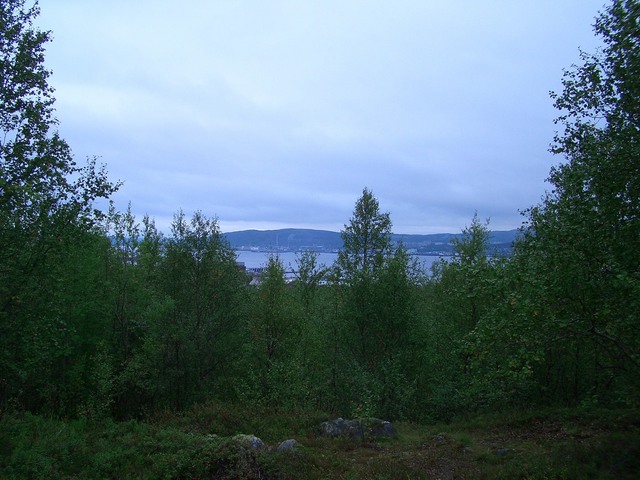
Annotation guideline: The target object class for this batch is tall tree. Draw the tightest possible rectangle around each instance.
[334,188,421,419]
[244,255,304,407]
[420,214,498,419]
[338,187,392,277]
[147,211,246,411]
[291,250,331,409]
[336,188,393,364]
[475,0,640,407]
[372,245,422,419]
[449,212,493,331]
[543,0,639,400]
[0,0,118,413]
[0,0,117,252]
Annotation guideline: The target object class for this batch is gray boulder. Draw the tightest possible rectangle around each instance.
[319,417,349,437]
[277,439,299,452]
[319,417,396,440]
[368,418,396,439]
[231,434,266,450]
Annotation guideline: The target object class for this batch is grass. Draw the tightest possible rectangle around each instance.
[1,404,639,479]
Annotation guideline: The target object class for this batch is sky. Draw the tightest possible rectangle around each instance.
[37,0,606,234]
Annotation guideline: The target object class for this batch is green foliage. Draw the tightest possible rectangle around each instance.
[3,408,638,479]
[500,0,640,407]
[0,412,266,479]
[128,210,248,412]
[338,187,392,277]
[1,0,638,453]
[331,189,423,420]
[0,0,118,416]
[417,213,502,419]
[414,0,640,415]
[241,255,319,409]
[295,249,327,311]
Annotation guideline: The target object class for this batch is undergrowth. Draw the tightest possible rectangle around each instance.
[1,404,638,479]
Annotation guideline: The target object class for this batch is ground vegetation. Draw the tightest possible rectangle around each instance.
[1,1,639,478]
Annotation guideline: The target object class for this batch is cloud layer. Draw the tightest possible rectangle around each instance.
[39,0,604,233]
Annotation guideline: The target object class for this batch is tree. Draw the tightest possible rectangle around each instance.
[146,210,247,411]
[291,250,332,408]
[295,250,327,312]
[106,203,143,365]
[371,245,422,419]
[338,187,392,277]
[0,0,118,414]
[334,188,421,419]
[545,0,639,399]
[0,0,117,244]
[244,255,304,406]
[336,188,392,365]
[484,0,640,407]
[419,214,499,419]
[547,0,639,278]
[449,212,493,330]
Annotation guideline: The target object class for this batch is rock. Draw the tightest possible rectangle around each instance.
[319,418,396,440]
[319,417,345,437]
[231,434,266,450]
[215,434,265,478]
[277,439,299,452]
[369,419,396,439]
[496,448,512,456]
[319,418,363,438]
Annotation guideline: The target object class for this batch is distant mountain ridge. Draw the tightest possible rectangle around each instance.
[223,228,519,256]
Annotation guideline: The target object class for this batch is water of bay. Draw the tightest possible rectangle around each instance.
[234,250,445,273]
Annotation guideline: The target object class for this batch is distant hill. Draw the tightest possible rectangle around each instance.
[224,229,343,251]
[223,228,520,256]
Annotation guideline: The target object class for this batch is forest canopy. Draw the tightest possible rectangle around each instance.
[0,0,638,425]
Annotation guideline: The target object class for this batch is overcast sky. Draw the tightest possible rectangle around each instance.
[37,1,605,234]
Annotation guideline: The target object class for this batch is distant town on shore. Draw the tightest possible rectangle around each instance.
[224,228,519,256]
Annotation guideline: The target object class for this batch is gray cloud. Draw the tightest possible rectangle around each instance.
[40,0,604,234]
